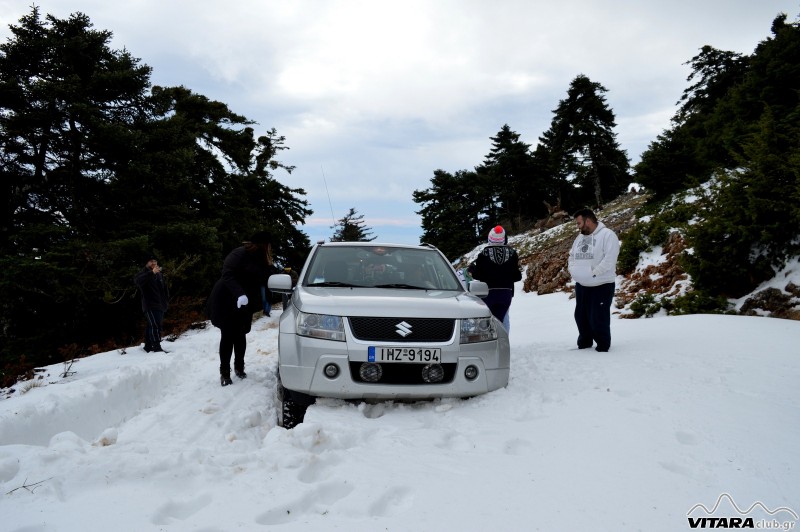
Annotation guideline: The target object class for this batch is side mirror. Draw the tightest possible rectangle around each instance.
[468,280,489,297]
[268,273,293,293]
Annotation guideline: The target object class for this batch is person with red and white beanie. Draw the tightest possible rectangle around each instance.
[468,225,522,333]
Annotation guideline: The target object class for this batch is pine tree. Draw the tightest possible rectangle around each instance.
[478,125,541,230]
[531,128,571,212]
[636,46,748,197]
[331,208,376,242]
[683,14,800,297]
[0,7,153,249]
[413,169,488,259]
[0,8,312,381]
[537,75,630,210]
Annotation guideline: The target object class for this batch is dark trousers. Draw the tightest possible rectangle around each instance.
[483,288,513,325]
[219,327,247,375]
[574,282,615,351]
[143,309,164,349]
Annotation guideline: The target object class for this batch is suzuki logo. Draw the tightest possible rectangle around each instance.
[395,321,412,337]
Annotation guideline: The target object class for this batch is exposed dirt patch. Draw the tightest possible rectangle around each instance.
[518,191,649,297]
[615,231,690,308]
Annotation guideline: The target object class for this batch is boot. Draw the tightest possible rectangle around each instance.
[220,365,233,386]
[234,356,246,379]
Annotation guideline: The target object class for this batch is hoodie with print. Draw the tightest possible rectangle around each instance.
[567,222,620,287]
[469,244,522,291]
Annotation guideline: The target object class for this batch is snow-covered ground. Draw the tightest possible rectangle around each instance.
[1,285,798,531]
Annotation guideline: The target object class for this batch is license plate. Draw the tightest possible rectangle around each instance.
[368,346,441,363]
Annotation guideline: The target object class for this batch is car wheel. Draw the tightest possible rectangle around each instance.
[276,373,314,429]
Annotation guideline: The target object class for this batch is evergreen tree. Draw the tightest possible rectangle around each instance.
[683,14,800,297]
[331,208,376,242]
[0,8,312,383]
[531,128,571,212]
[633,124,711,199]
[636,46,748,197]
[633,12,800,300]
[537,75,630,210]
[0,8,152,251]
[413,169,489,260]
[477,125,542,230]
[675,45,748,123]
[0,8,157,372]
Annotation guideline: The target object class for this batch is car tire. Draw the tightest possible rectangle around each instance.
[276,373,314,429]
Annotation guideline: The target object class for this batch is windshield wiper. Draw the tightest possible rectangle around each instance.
[373,283,429,289]
[306,281,361,288]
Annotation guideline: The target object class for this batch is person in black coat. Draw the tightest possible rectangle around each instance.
[209,231,278,386]
[134,254,170,353]
[468,225,522,332]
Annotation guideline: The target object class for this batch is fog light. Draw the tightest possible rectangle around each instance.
[324,363,339,378]
[421,363,444,383]
[464,365,479,380]
[359,362,383,382]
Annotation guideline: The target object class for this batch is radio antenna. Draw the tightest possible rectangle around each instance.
[321,165,336,226]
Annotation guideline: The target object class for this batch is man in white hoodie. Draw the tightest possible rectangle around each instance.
[567,209,620,352]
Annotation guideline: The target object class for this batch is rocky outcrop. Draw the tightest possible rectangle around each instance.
[521,236,573,295]
[740,286,800,320]
[615,231,689,308]
[519,191,649,296]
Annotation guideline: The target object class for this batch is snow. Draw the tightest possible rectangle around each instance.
[2,286,799,531]
[733,256,800,311]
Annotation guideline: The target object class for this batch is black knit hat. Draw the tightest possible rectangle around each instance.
[248,231,272,246]
[144,252,158,264]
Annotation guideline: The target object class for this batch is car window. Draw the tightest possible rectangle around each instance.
[303,246,462,290]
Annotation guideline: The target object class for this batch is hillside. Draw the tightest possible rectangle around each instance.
[456,190,800,321]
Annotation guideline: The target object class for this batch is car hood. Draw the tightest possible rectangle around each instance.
[293,286,490,319]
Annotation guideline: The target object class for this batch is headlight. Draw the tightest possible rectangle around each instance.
[460,317,497,343]
[296,311,345,341]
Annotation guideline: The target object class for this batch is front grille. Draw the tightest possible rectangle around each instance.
[349,362,457,385]
[348,317,454,342]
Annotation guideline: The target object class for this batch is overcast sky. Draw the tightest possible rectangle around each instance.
[2,1,797,247]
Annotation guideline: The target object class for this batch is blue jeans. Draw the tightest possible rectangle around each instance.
[260,285,271,316]
[574,282,615,350]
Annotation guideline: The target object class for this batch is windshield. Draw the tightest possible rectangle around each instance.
[303,245,463,290]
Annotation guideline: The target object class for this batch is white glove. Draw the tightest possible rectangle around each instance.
[236,295,249,308]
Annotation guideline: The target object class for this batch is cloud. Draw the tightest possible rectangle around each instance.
[3,0,795,244]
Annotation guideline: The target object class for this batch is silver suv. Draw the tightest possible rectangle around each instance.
[267,242,510,428]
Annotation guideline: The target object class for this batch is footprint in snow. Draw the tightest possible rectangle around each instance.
[297,453,342,484]
[150,493,213,525]
[503,437,534,455]
[675,431,699,445]
[368,486,414,517]
[255,481,354,525]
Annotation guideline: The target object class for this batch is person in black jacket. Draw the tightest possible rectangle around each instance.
[468,225,522,333]
[209,231,278,386]
[134,254,170,353]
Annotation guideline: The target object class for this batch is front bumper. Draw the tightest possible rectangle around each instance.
[277,326,510,400]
